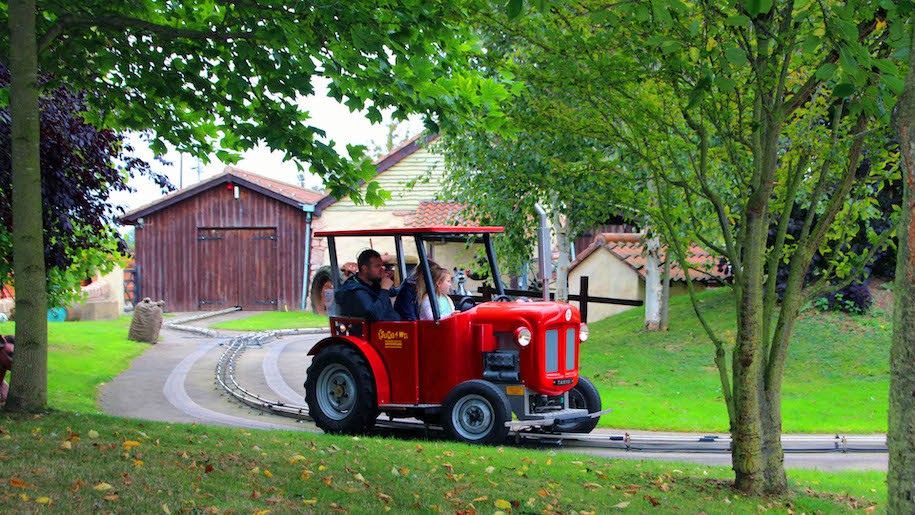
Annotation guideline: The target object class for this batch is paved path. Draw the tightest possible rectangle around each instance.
[100,317,887,471]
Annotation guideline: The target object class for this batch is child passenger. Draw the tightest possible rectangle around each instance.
[417,265,455,320]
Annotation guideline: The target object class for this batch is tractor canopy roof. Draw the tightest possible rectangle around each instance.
[314,226,504,238]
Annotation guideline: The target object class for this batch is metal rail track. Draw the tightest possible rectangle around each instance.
[212,331,888,454]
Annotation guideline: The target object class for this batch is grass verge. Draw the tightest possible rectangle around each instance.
[0,411,885,513]
[210,311,328,331]
[583,288,890,433]
[0,317,147,413]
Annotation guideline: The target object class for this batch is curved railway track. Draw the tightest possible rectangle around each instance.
[210,328,887,455]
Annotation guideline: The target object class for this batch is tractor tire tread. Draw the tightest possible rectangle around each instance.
[441,379,512,445]
[305,344,378,434]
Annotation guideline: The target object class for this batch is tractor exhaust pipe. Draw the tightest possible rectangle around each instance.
[534,203,551,301]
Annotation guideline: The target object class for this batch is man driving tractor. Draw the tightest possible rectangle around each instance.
[335,249,401,321]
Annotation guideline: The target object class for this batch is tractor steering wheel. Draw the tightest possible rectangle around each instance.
[492,294,512,302]
[456,296,477,312]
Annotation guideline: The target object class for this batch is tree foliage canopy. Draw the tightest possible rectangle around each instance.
[0,0,512,205]
[449,0,912,495]
[0,64,171,306]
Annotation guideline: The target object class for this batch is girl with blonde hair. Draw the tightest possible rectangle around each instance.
[416,264,455,320]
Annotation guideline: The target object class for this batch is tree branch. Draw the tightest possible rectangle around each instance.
[762,152,807,347]
[653,173,736,428]
[801,227,894,302]
[39,13,256,54]
[803,114,869,257]
[783,17,879,116]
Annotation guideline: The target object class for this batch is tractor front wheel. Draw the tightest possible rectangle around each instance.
[305,345,377,434]
[554,376,601,433]
[442,380,511,445]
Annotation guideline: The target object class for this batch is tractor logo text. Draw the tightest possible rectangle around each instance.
[378,329,410,349]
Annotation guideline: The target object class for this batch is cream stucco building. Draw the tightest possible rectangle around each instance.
[568,233,727,322]
[308,135,487,301]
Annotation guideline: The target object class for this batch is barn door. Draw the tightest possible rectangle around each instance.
[239,228,278,310]
[197,229,240,309]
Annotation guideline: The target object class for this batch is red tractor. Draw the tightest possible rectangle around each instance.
[304,227,606,444]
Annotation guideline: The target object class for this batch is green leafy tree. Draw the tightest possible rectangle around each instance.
[495,0,909,494]
[1,0,510,412]
[439,47,642,297]
[0,67,171,310]
[888,16,914,515]
[440,124,638,298]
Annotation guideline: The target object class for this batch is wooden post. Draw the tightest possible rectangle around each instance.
[579,275,589,323]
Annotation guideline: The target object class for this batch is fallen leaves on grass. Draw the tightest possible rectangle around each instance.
[93,482,113,492]
[88,430,99,439]
[644,494,661,507]
[612,501,631,509]
[9,477,33,489]
[59,441,72,450]
[494,499,512,510]
[122,440,141,451]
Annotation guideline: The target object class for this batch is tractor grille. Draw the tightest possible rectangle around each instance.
[545,327,577,373]
[545,329,559,373]
[566,327,576,370]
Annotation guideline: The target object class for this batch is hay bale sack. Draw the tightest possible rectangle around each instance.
[128,298,166,343]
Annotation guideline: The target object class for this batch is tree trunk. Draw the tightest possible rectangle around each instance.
[730,207,768,495]
[553,210,570,303]
[644,235,662,330]
[659,255,670,331]
[4,0,48,412]
[888,21,915,515]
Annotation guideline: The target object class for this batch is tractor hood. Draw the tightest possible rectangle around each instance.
[470,300,581,327]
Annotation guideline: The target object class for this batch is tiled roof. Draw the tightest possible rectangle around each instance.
[121,166,323,223]
[570,233,729,283]
[225,166,325,205]
[408,201,480,227]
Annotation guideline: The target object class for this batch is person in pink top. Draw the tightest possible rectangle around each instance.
[0,335,13,404]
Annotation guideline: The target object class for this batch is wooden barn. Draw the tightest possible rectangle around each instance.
[120,166,323,312]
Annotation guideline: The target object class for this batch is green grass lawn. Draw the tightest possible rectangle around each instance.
[584,288,890,433]
[0,305,888,512]
[0,411,885,513]
[210,311,328,331]
[0,317,147,413]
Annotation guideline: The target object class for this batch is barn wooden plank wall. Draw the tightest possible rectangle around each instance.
[134,184,307,312]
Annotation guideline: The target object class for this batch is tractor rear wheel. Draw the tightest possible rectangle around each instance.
[441,380,511,445]
[554,376,601,433]
[305,345,377,434]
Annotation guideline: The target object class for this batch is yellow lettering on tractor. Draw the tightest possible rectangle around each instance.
[378,329,410,349]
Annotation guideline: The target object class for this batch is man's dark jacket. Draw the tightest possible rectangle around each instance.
[335,275,401,321]
[393,275,419,320]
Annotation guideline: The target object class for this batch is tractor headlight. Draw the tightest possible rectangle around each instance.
[515,327,532,347]
[579,323,589,342]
